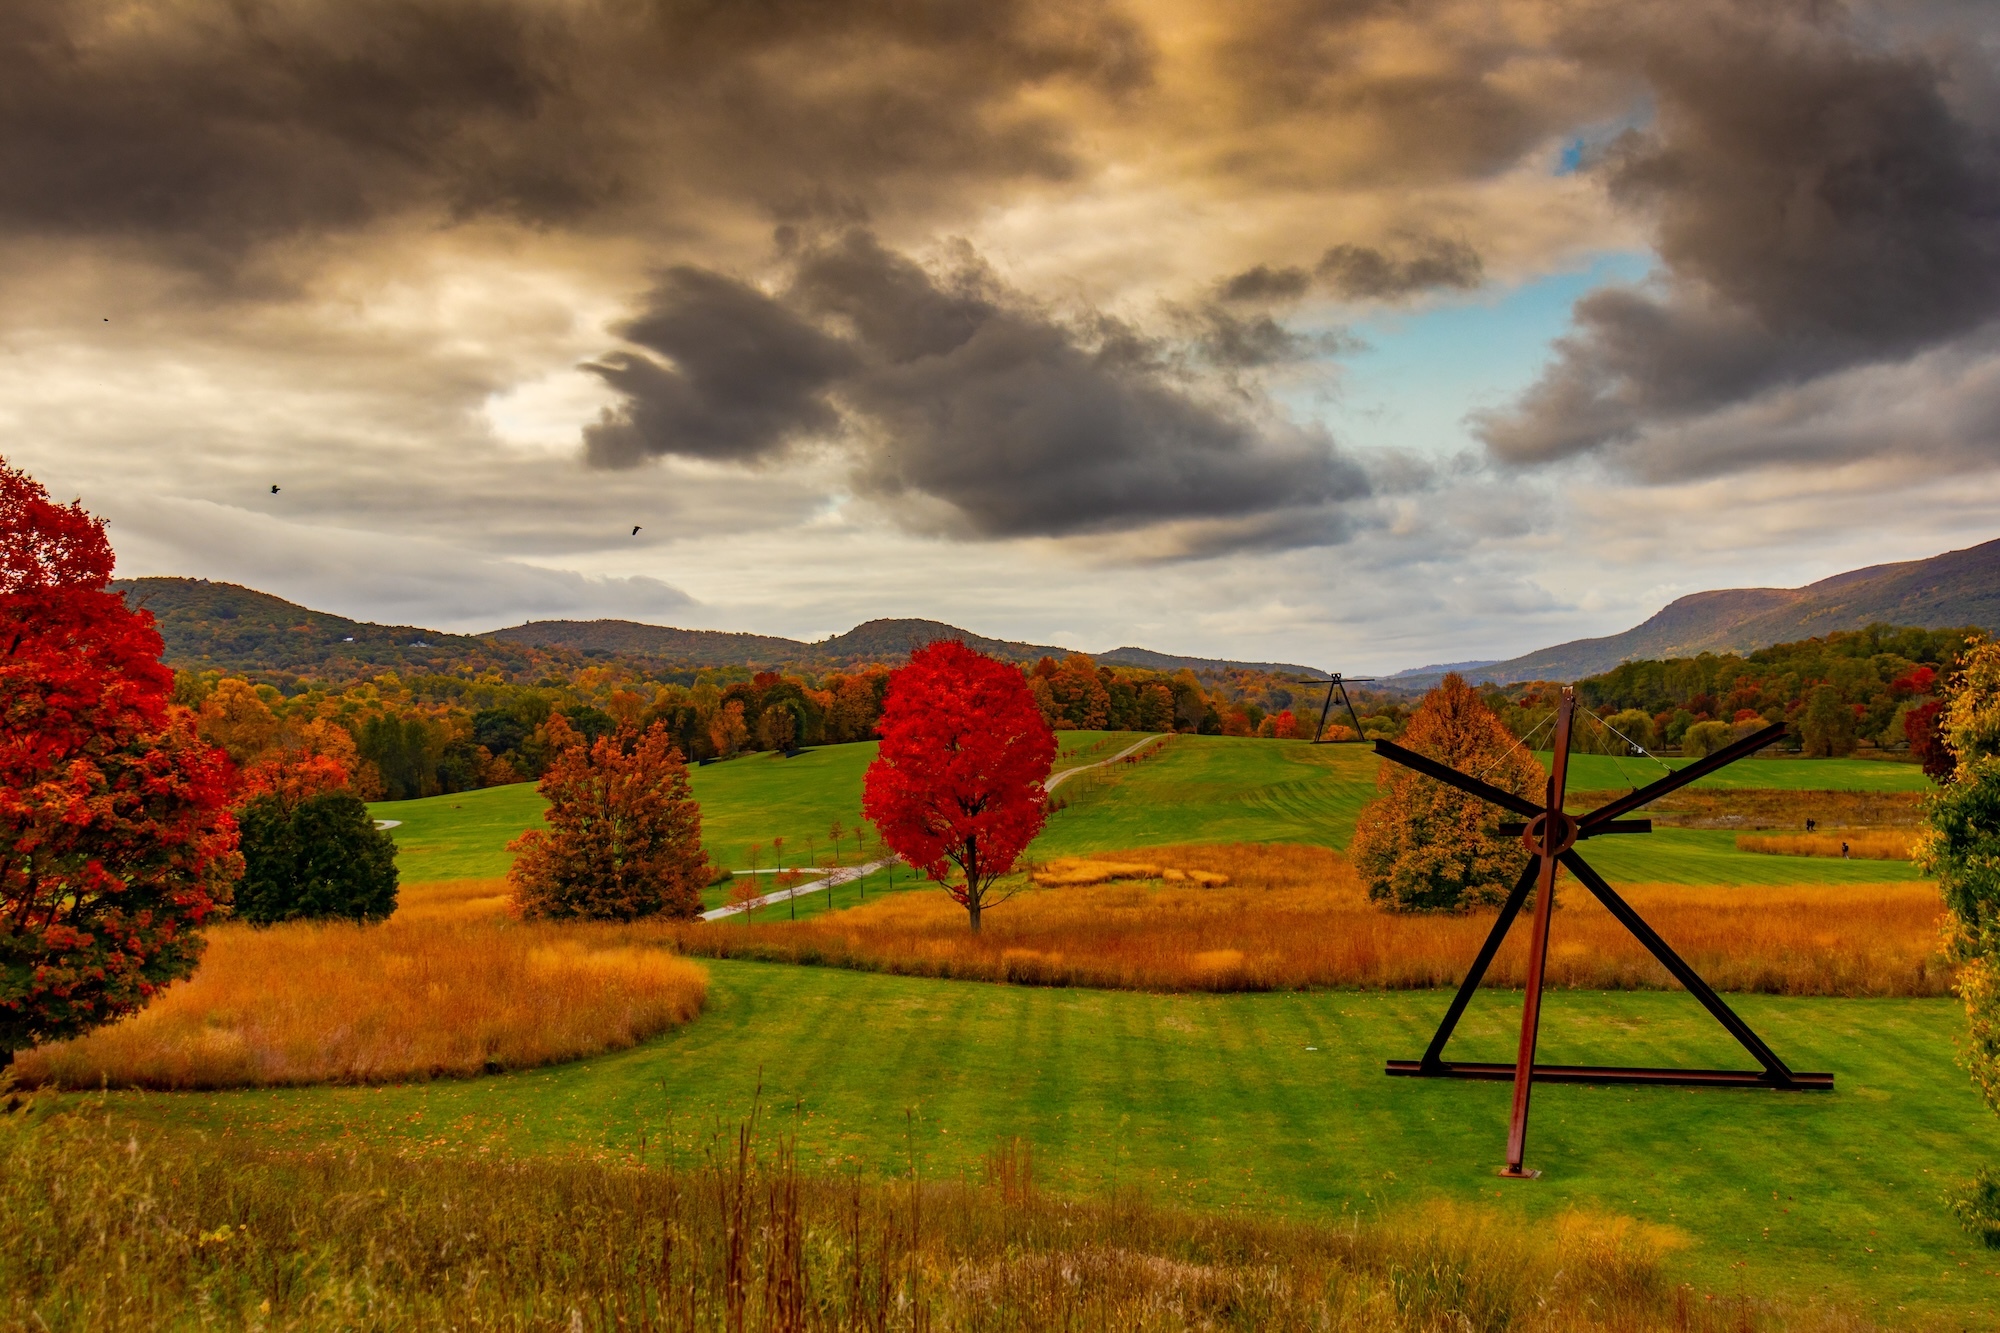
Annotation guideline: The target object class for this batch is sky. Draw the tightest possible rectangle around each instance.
[6,0,2000,674]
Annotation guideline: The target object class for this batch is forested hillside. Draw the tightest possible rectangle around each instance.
[1528,623,1980,758]
[116,578,545,679]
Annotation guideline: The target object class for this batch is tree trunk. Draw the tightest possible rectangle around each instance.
[967,893,981,932]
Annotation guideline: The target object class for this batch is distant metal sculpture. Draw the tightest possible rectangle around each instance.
[1311,673,1374,742]
[1376,687,1832,1179]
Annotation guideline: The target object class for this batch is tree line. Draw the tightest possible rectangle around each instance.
[168,652,1345,805]
[1481,624,1980,761]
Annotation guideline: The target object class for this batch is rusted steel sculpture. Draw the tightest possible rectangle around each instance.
[1376,687,1832,1179]
[1311,672,1373,742]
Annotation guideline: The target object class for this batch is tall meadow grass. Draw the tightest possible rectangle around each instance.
[675,844,1949,997]
[1736,832,1915,860]
[0,1106,1885,1332]
[13,879,707,1089]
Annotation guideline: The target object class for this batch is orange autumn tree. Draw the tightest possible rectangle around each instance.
[508,718,708,920]
[863,641,1055,931]
[1349,673,1542,913]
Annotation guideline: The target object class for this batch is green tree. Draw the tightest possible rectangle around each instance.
[1799,684,1857,757]
[234,792,399,925]
[1349,674,1540,913]
[1680,719,1733,758]
[1601,708,1657,752]
[357,714,447,800]
[1920,636,2000,1246]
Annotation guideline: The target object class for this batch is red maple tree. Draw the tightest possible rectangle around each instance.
[862,641,1055,931]
[1907,698,1955,783]
[0,460,239,1063]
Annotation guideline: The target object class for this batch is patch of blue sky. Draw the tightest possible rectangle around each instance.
[1280,251,1654,459]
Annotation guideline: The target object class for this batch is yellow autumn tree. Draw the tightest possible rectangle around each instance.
[1919,635,2000,1245]
[1349,674,1543,913]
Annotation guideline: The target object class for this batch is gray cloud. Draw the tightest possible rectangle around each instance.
[0,0,1150,275]
[1219,233,1485,308]
[584,231,1370,548]
[1316,235,1484,300]
[582,268,854,467]
[1480,0,2000,468]
[103,495,701,634]
[1220,264,1313,303]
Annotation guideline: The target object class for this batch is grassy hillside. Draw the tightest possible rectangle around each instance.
[100,960,2000,1318]
[117,576,540,679]
[1036,737,1376,854]
[373,735,1935,890]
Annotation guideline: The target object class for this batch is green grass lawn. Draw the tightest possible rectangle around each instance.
[107,960,2000,1321]
[1578,827,1927,885]
[1549,752,1934,793]
[688,743,878,870]
[367,782,548,882]
[1034,736,1379,855]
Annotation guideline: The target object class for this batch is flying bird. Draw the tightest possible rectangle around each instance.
[270,484,280,494]
[632,525,642,535]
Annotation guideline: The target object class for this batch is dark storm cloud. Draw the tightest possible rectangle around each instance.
[0,0,1150,267]
[585,231,1369,546]
[581,268,855,467]
[1315,236,1484,300]
[1219,235,1483,309]
[1480,0,2000,467]
[1220,265,1313,303]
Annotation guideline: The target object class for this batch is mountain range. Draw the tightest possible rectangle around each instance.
[1461,535,2000,684]
[492,617,1319,675]
[114,579,1322,680]
[113,532,2000,688]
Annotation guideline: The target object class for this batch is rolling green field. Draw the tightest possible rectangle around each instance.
[110,961,2000,1320]
[374,734,1928,891]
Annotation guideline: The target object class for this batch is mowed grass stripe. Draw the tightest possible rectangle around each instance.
[109,961,2000,1317]
[1548,751,1933,792]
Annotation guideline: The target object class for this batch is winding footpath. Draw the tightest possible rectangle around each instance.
[1044,732,1167,791]
[699,857,899,920]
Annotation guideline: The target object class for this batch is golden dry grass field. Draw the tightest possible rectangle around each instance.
[674,843,1951,997]
[1736,830,1917,859]
[14,879,707,1090]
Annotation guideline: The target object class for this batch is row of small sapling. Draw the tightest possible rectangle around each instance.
[1043,735,1171,818]
[728,820,891,922]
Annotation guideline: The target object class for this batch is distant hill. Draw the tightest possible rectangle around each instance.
[120,578,1321,680]
[1473,535,2000,683]
[1094,645,1321,676]
[499,615,1320,675]
[1378,659,1502,692]
[115,578,538,679]
[488,619,807,667]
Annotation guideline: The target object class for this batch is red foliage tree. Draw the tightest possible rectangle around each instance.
[1907,698,1954,783]
[507,718,708,920]
[862,641,1055,931]
[0,460,239,1063]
